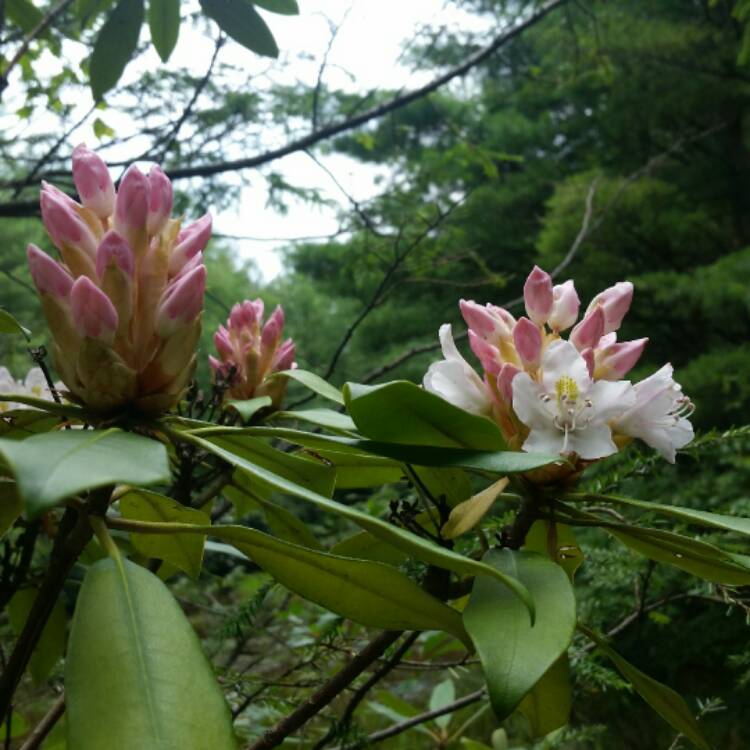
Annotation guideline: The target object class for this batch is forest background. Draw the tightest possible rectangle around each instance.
[1,0,750,748]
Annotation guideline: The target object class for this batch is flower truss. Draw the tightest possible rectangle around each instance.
[425,266,694,464]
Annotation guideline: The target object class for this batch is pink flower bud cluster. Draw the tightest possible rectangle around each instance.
[27,146,210,412]
[425,265,693,465]
[210,299,296,409]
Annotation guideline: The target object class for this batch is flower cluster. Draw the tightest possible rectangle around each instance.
[210,299,296,410]
[424,266,694,463]
[0,367,61,414]
[27,146,210,412]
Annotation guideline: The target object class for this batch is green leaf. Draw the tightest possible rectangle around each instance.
[232,396,273,424]
[442,478,509,539]
[517,655,572,737]
[313,450,405,489]
[0,429,171,516]
[464,550,576,719]
[228,396,272,423]
[461,740,493,750]
[274,408,357,432]
[148,0,180,61]
[208,433,335,497]
[0,480,23,537]
[199,0,278,58]
[253,0,298,14]
[90,0,144,101]
[202,426,559,475]
[9,589,67,684]
[76,0,115,23]
[0,308,30,338]
[224,477,323,549]
[412,466,473,508]
[524,521,584,582]
[608,525,750,585]
[0,713,28,740]
[119,490,209,578]
[65,558,236,749]
[430,678,456,730]
[5,0,43,33]
[580,625,710,750]
[276,368,344,404]
[183,430,535,618]
[344,381,506,450]
[92,116,115,139]
[331,531,408,566]
[586,494,750,538]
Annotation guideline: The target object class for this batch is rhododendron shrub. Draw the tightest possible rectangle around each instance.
[0,152,742,750]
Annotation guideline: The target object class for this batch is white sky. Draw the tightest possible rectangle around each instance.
[2,1,494,280]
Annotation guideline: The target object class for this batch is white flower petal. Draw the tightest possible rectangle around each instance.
[511,372,553,428]
[424,359,490,415]
[522,425,565,455]
[540,340,590,392]
[587,379,635,424]
[565,423,618,460]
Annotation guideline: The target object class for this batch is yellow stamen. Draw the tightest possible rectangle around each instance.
[556,375,578,405]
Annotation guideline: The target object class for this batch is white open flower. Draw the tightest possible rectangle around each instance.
[511,340,635,459]
[613,364,694,463]
[423,324,492,416]
[0,366,60,413]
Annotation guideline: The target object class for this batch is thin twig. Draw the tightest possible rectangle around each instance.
[18,693,65,750]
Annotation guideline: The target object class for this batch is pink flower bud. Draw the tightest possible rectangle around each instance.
[114,165,149,244]
[208,355,227,376]
[468,330,502,376]
[523,266,553,326]
[596,338,648,380]
[27,244,74,298]
[273,338,296,372]
[40,185,97,259]
[581,347,595,378]
[548,280,580,332]
[72,145,115,219]
[96,231,134,279]
[213,326,234,359]
[229,299,262,331]
[498,362,520,403]
[155,265,206,336]
[587,281,633,334]
[147,165,173,236]
[70,276,118,343]
[261,306,284,350]
[168,213,212,276]
[173,251,203,280]
[513,317,542,368]
[570,306,604,351]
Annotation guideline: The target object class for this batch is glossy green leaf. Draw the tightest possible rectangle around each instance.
[201,426,559,475]
[587,494,750,538]
[430,678,456,729]
[208,433,335,497]
[608,525,750,585]
[464,550,576,718]
[9,589,66,684]
[517,655,572,737]
[331,531,408,565]
[524,521,584,582]
[312,450,404,489]
[253,0,298,14]
[224,477,323,549]
[120,518,470,644]
[119,490,209,578]
[228,396,272,423]
[0,429,171,516]
[148,0,180,61]
[274,408,357,432]
[0,480,23,537]
[344,381,506,449]
[90,0,144,100]
[200,0,278,57]
[276,368,344,404]
[183,430,535,618]
[66,558,235,749]
[412,466,473,508]
[0,308,30,338]
[580,625,709,750]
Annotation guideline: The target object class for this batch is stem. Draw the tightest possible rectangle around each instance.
[0,489,110,722]
[247,630,403,750]
[18,693,65,750]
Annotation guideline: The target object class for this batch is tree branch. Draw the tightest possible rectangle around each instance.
[18,693,65,750]
[246,630,403,750]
